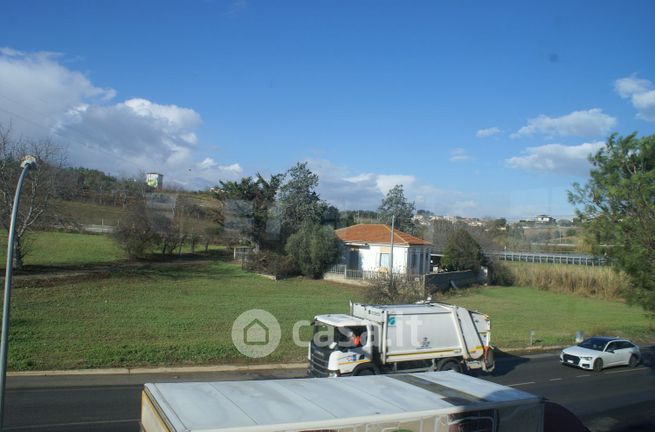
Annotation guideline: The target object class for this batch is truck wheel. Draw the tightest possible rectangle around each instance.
[437,359,463,373]
[352,364,377,376]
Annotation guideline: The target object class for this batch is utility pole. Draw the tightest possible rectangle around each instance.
[0,156,37,430]
[389,215,395,284]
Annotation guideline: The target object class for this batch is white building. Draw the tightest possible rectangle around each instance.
[535,214,556,224]
[146,172,164,190]
[335,224,432,276]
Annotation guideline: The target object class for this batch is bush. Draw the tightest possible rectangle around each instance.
[365,276,425,304]
[442,229,483,273]
[113,208,158,259]
[244,250,297,279]
[487,260,515,286]
[285,223,339,278]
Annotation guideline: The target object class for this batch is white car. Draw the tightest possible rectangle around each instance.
[560,337,640,372]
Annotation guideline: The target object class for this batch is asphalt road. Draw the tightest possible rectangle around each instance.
[3,347,654,432]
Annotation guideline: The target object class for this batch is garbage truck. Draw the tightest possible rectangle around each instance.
[140,371,545,432]
[308,301,494,377]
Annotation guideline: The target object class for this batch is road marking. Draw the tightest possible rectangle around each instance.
[508,381,536,387]
[549,378,562,381]
[605,367,647,374]
[4,418,139,430]
[576,374,591,378]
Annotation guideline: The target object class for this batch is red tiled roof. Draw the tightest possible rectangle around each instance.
[335,224,431,246]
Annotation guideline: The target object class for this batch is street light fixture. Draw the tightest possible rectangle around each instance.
[0,155,37,430]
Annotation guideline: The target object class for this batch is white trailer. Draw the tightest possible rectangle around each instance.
[140,372,544,432]
[309,302,494,377]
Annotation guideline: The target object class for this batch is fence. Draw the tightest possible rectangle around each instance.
[326,264,422,282]
[486,251,607,266]
[423,270,481,294]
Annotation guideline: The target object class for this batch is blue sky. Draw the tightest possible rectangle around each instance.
[1,1,654,218]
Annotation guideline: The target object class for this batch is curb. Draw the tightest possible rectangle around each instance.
[8,362,308,377]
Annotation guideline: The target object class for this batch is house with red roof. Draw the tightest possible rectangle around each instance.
[334,224,432,276]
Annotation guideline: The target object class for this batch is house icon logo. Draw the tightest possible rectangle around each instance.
[232,309,281,358]
[244,318,269,345]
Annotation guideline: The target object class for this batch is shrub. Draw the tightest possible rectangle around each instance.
[244,250,297,279]
[487,260,515,286]
[285,223,339,279]
[365,276,425,304]
[113,208,158,259]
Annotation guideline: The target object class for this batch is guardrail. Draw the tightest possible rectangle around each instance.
[486,251,608,266]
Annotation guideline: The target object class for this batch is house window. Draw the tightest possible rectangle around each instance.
[379,253,390,268]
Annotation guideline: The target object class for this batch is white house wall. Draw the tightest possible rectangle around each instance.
[349,244,431,275]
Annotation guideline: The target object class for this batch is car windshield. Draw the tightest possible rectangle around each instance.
[577,338,611,351]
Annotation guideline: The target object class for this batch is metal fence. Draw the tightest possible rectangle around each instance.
[486,251,608,266]
[326,264,423,281]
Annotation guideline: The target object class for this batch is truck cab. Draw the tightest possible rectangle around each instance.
[308,314,375,377]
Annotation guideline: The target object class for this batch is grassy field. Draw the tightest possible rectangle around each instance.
[0,231,126,268]
[446,286,653,348]
[9,261,363,370]
[6,257,654,371]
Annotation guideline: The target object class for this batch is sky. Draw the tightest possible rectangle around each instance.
[1,0,654,219]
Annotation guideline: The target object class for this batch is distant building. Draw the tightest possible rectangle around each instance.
[146,173,164,190]
[535,214,556,224]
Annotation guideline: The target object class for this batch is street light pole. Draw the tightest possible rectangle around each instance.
[0,156,37,430]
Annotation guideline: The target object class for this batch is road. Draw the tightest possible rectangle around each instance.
[3,347,654,432]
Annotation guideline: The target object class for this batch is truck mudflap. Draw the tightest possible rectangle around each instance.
[482,346,495,372]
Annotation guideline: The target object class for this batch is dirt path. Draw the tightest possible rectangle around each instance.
[3,258,215,288]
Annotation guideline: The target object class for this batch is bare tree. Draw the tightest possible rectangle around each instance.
[0,126,65,269]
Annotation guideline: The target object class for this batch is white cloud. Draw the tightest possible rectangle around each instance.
[505,141,604,176]
[476,127,501,138]
[0,47,239,190]
[615,75,655,121]
[449,147,470,162]
[306,159,472,216]
[511,109,616,138]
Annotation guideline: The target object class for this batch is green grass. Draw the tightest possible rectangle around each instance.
[9,261,363,370]
[5,258,653,371]
[445,286,653,348]
[0,231,126,268]
[54,200,128,226]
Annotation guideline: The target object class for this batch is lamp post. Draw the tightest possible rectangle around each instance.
[0,155,37,430]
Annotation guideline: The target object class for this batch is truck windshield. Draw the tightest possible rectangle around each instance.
[312,323,366,350]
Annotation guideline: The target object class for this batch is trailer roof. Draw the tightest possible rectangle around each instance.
[145,372,540,432]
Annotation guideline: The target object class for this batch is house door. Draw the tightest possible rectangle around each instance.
[347,249,360,270]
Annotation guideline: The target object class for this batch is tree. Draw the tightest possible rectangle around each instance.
[569,133,655,315]
[112,203,158,259]
[377,185,417,234]
[278,162,324,241]
[441,229,483,273]
[285,223,339,278]
[215,173,282,248]
[0,126,64,268]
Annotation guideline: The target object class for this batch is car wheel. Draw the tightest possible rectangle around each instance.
[629,355,638,368]
[593,358,603,372]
